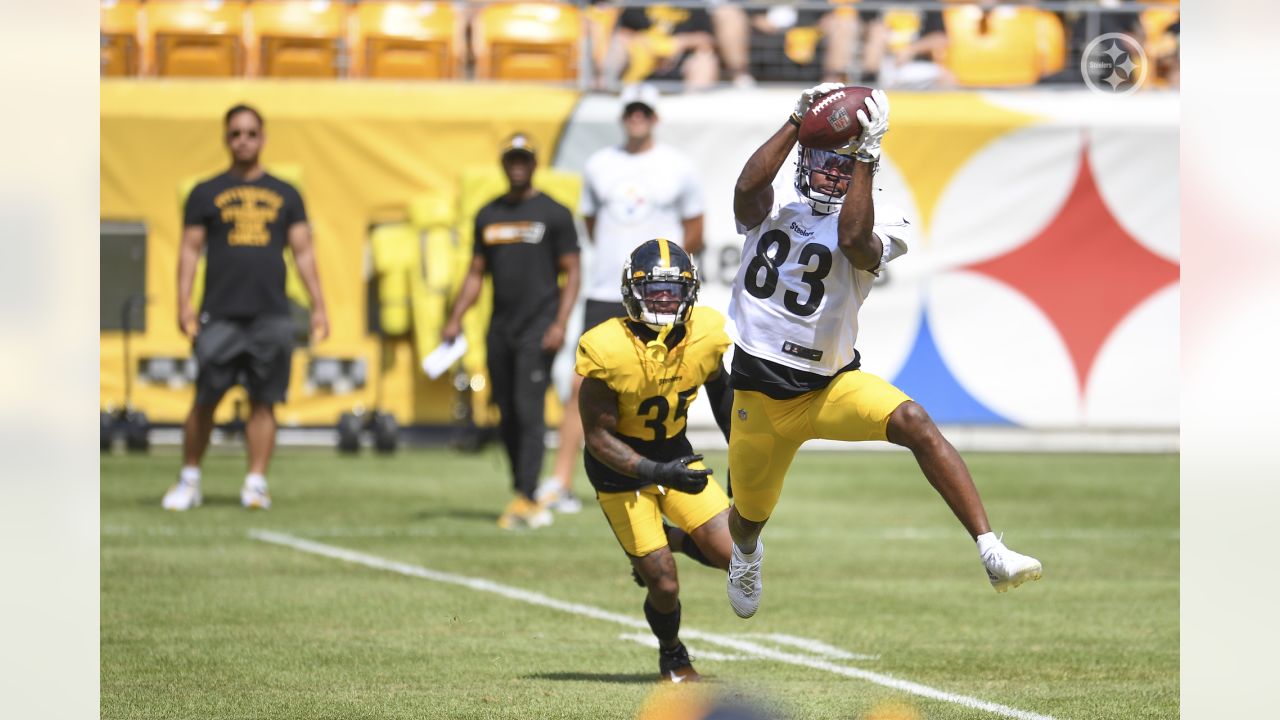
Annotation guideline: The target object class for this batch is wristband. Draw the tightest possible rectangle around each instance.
[787,114,802,128]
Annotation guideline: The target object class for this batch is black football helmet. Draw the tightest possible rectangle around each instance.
[620,239,699,329]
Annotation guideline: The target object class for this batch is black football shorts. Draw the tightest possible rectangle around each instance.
[193,315,295,406]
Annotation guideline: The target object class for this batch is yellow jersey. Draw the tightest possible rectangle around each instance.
[576,306,731,492]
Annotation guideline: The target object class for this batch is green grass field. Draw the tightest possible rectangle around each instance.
[101,446,1178,720]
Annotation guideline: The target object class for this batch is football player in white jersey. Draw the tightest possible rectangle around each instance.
[722,84,1042,619]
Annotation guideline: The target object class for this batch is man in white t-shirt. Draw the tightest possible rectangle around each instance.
[722,84,1043,619]
[539,83,705,514]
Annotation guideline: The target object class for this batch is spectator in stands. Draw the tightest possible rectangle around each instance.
[746,2,860,84]
[708,1,756,87]
[603,3,720,90]
[162,104,329,512]
[540,83,704,512]
[860,0,954,89]
[442,134,581,530]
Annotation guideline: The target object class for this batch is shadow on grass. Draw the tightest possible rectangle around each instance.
[524,672,657,684]
[411,508,502,523]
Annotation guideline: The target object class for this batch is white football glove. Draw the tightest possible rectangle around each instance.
[790,82,846,125]
[853,89,890,163]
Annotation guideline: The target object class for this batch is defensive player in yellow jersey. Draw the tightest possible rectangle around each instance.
[577,239,735,683]
[723,85,1042,619]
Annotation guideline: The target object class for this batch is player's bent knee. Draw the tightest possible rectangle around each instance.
[888,401,939,447]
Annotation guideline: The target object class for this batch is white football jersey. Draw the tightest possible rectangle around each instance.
[727,185,911,376]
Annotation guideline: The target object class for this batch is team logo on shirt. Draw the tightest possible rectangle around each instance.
[214,186,284,246]
[483,222,546,245]
[605,181,653,225]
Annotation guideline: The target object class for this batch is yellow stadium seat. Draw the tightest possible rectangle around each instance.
[350,2,460,79]
[1035,10,1066,76]
[473,3,582,82]
[249,0,348,78]
[101,1,141,76]
[1140,8,1179,43]
[143,0,246,77]
[943,6,1042,88]
[883,9,924,56]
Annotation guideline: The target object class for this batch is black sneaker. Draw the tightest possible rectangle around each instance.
[658,641,701,683]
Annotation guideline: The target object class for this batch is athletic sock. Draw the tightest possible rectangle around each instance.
[734,540,761,560]
[976,532,1001,556]
[643,598,681,648]
[179,466,201,485]
[245,472,267,491]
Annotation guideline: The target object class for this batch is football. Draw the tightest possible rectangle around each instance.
[798,85,876,150]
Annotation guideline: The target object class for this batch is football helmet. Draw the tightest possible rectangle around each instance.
[794,146,859,215]
[620,239,699,330]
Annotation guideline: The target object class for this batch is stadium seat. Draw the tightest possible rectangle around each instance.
[882,9,924,56]
[143,0,246,77]
[943,6,1042,87]
[249,0,348,78]
[350,2,460,79]
[472,3,582,82]
[101,1,141,76]
[1034,10,1066,76]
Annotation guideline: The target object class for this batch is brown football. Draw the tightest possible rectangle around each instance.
[798,86,875,150]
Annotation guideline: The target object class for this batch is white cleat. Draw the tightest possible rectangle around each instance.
[982,542,1042,593]
[727,541,764,618]
[240,480,272,510]
[161,480,202,511]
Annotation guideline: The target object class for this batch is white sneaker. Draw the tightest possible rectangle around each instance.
[161,480,202,511]
[241,478,272,510]
[981,540,1042,593]
[535,481,582,514]
[727,541,764,618]
[525,504,554,529]
[552,491,583,514]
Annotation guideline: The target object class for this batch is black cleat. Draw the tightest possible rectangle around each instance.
[658,641,701,683]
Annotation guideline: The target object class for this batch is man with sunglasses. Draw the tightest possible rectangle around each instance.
[722,85,1042,619]
[163,104,328,512]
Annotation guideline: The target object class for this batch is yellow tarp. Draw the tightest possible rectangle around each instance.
[101,80,581,424]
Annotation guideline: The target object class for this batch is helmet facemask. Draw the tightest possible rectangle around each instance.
[624,275,697,331]
[794,147,859,215]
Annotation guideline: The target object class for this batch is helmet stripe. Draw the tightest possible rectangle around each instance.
[658,238,671,268]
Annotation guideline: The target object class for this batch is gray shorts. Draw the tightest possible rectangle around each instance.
[193,315,295,407]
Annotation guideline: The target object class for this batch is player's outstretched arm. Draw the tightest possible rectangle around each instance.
[836,161,881,271]
[580,377,710,494]
[837,91,891,271]
[733,122,793,231]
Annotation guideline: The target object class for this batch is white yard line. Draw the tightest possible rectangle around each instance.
[250,529,1060,720]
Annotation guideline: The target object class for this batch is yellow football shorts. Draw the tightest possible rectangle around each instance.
[597,461,731,557]
[729,370,911,522]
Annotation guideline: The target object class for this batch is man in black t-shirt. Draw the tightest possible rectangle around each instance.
[162,104,329,513]
[441,133,580,530]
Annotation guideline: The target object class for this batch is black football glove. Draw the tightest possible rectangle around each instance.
[636,454,710,494]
